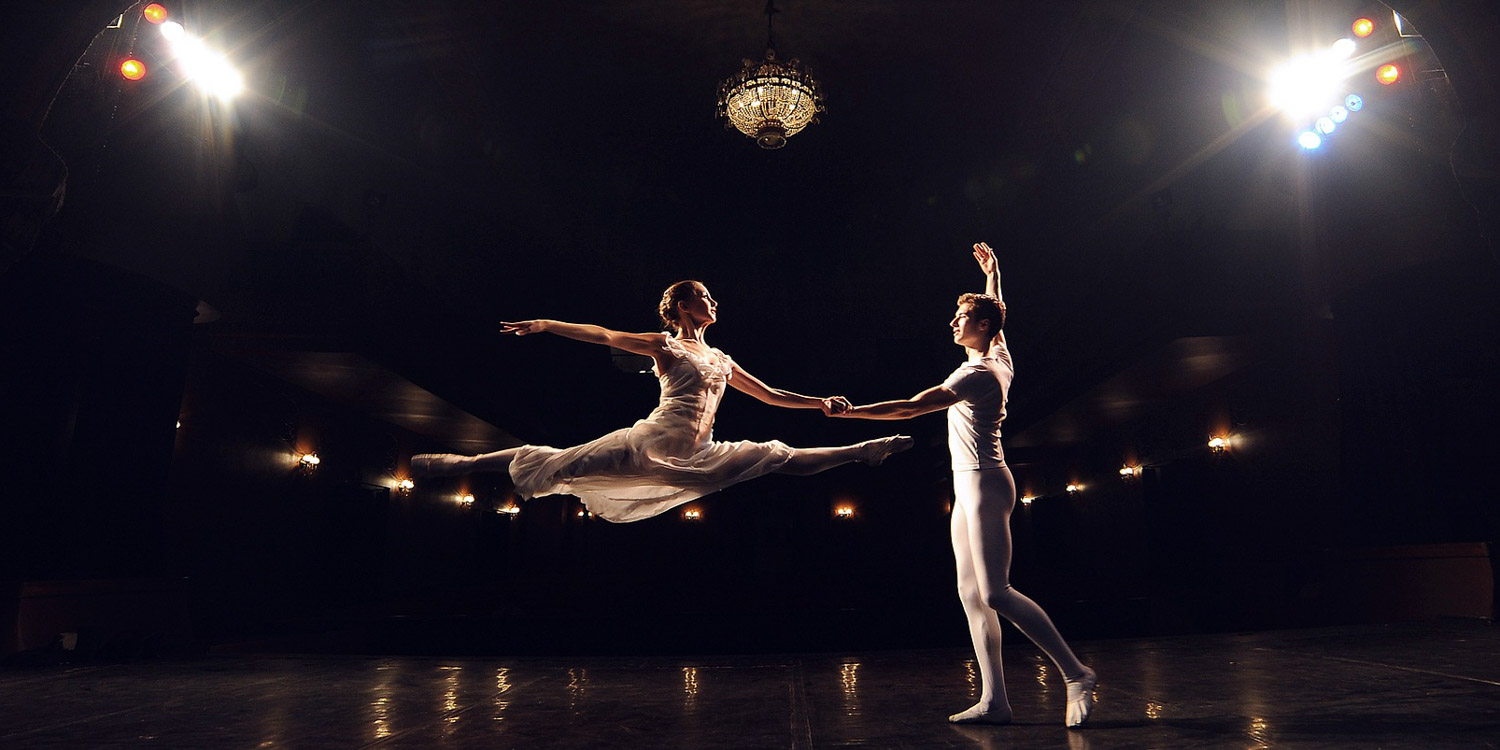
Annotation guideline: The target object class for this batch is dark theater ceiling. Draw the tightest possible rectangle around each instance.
[27,0,1486,452]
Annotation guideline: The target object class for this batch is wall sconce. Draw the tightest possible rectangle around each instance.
[1065,483,1083,494]
[835,505,856,519]
[682,508,702,521]
[1208,436,1229,454]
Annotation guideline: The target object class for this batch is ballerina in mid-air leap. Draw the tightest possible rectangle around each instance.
[412,279,911,523]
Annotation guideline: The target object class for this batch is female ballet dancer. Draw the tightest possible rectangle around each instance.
[825,243,1097,728]
[411,280,911,523]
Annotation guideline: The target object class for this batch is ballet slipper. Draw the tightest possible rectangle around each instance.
[1064,667,1097,728]
[948,703,1013,725]
[860,435,913,465]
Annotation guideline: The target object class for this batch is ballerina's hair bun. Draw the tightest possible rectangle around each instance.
[658,280,700,333]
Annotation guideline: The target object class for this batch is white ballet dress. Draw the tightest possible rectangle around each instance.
[507,336,794,522]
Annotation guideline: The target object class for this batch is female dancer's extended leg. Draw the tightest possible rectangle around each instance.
[411,448,522,477]
[774,435,913,476]
[948,467,1097,728]
[413,436,911,480]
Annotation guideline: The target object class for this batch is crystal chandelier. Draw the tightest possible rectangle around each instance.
[716,1,825,149]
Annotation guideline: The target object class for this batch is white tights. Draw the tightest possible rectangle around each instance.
[952,467,1086,713]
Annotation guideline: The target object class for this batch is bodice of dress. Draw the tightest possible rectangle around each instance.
[646,336,733,449]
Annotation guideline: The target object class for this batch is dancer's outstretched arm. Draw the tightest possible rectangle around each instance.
[830,385,961,420]
[501,319,666,359]
[727,361,839,410]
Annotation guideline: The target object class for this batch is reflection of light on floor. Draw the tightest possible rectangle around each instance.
[568,668,590,711]
[682,667,700,703]
[371,664,396,740]
[493,667,511,723]
[440,666,463,732]
[1249,715,1271,744]
[1145,700,1164,720]
[1036,662,1049,688]
[371,695,392,739]
[964,660,979,698]
[840,662,861,715]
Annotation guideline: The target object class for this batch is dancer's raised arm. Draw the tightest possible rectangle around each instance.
[973,242,1001,300]
[971,242,1007,351]
[501,319,665,359]
[726,361,840,410]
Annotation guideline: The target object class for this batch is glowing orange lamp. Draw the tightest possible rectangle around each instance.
[120,59,146,80]
[1376,63,1402,85]
[1352,17,1374,38]
[143,4,168,24]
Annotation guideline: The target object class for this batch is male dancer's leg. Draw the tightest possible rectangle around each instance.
[948,481,1011,724]
[959,467,1096,727]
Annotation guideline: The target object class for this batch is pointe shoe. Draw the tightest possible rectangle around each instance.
[1065,667,1097,728]
[861,435,914,466]
[410,453,467,477]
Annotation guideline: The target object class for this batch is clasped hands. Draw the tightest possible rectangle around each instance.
[820,396,852,417]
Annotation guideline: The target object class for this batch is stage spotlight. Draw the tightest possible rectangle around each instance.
[458,493,475,505]
[396,478,415,493]
[1331,38,1356,57]
[1208,436,1229,453]
[835,505,855,519]
[119,59,146,81]
[497,504,520,516]
[1352,17,1374,38]
[1065,483,1083,494]
[1344,93,1364,111]
[1268,50,1350,121]
[682,508,702,521]
[160,21,185,42]
[173,37,245,100]
[1297,131,1323,150]
[1020,496,1035,506]
[1376,63,1401,85]
[298,452,321,467]
[142,3,168,24]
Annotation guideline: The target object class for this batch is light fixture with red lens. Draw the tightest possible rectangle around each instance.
[120,59,146,80]
[1352,17,1374,37]
[1376,63,1401,85]
[143,4,168,24]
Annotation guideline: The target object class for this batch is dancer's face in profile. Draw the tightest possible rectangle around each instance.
[676,283,719,328]
[950,304,989,349]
